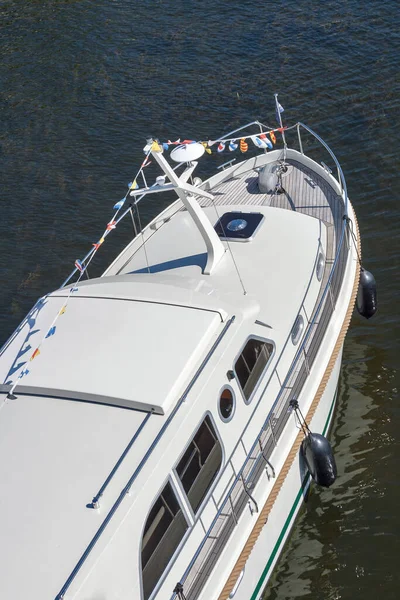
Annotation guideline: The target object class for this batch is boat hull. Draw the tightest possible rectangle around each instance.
[227,346,343,600]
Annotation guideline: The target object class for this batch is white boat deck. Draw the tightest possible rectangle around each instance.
[197,156,348,342]
[198,158,345,264]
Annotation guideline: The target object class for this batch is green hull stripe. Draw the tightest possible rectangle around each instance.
[249,387,338,600]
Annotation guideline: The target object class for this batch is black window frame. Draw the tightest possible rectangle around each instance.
[174,414,223,517]
[141,478,189,600]
[234,336,274,403]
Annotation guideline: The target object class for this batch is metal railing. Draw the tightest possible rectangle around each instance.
[58,120,291,289]
[169,123,351,599]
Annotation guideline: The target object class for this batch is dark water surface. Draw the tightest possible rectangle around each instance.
[1,1,399,598]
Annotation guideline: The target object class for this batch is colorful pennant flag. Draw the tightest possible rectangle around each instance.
[269,131,277,144]
[59,305,66,316]
[252,136,266,149]
[30,348,40,361]
[70,287,79,293]
[45,326,56,338]
[113,198,126,210]
[275,102,284,123]
[162,143,169,151]
[259,133,273,149]
[181,139,195,145]
[106,221,116,230]
[130,180,139,190]
[167,139,181,145]
[240,138,248,153]
[93,237,104,250]
[200,141,212,154]
[75,259,85,272]
[217,142,225,152]
[141,157,151,168]
[229,141,238,151]
[151,140,162,152]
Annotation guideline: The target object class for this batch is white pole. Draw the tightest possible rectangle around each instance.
[150,147,225,275]
[274,93,287,161]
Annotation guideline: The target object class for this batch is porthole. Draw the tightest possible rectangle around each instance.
[291,315,304,345]
[218,387,235,422]
[316,252,325,282]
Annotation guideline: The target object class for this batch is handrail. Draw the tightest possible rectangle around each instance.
[297,122,348,202]
[169,124,350,598]
[87,411,152,509]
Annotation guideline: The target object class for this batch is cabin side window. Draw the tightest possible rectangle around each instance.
[176,415,222,513]
[234,338,273,401]
[141,481,188,600]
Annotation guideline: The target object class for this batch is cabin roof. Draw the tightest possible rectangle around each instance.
[0,284,225,414]
[111,203,324,333]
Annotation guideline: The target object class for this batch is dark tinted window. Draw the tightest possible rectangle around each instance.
[176,416,222,513]
[235,338,273,400]
[142,482,188,600]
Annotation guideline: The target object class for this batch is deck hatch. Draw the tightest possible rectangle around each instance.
[214,211,264,242]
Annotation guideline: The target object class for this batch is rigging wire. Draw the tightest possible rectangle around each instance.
[135,200,151,274]
[209,196,247,295]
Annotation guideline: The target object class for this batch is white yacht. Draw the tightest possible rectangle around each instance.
[0,100,374,600]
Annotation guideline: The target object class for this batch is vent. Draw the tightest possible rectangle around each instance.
[214,211,264,242]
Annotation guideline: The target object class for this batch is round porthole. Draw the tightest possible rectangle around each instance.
[219,387,235,422]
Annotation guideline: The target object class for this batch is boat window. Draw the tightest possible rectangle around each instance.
[176,416,222,513]
[235,338,273,401]
[291,315,304,345]
[219,387,235,422]
[142,481,188,600]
